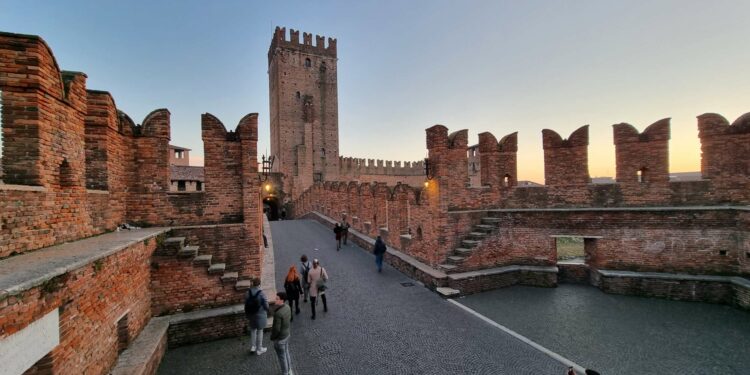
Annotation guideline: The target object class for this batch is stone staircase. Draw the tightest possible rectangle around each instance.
[438,215,501,273]
[162,236,247,290]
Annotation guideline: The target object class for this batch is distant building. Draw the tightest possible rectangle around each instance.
[169,144,204,192]
[169,145,191,166]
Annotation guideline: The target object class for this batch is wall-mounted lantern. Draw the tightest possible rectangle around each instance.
[424,157,434,180]
[259,154,275,182]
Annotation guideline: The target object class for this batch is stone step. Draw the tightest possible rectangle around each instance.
[208,263,226,274]
[462,239,480,248]
[455,247,474,256]
[447,256,466,265]
[156,236,186,256]
[235,280,252,291]
[474,224,496,231]
[164,237,186,249]
[469,232,487,238]
[177,245,199,258]
[193,254,212,267]
[438,264,458,272]
[436,287,461,298]
[481,217,502,224]
[221,272,239,282]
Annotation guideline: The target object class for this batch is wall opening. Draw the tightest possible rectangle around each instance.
[59,159,75,187]
[117,313,130,354]
[196,181,203,191]
[555,236,584,263]
[177,180,186,191]
[504,174,511,187]
[637,167,647,183]
[264,196,281,221]
[304,58,311,68]
[416,226,423,241]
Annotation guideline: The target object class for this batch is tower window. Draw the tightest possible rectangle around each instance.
[296,91,300,99]
[305,58,311,68]
[637,168,647,183]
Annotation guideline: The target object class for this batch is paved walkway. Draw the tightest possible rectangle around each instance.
[460,284,750,375]
[159,219,750,374]
[158,219,567,374]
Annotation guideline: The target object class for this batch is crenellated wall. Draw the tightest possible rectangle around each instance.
[292,112,750,296]
[337,156,425,187]
[0,30,266,375]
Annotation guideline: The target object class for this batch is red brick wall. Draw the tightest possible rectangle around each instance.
[3,236,159,375]
[149,255,244,316]
[170,225,252,280]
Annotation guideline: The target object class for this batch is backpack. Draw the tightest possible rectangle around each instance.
[301,262,311,283]
[245,289,262,315]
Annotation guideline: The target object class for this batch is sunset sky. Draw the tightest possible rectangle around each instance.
[2,1,749,182]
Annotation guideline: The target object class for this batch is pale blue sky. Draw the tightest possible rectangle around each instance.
[2,0,749,182]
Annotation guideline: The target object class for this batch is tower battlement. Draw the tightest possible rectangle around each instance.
[268,26,337,63]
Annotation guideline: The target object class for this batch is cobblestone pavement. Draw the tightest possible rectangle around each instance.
[158,219,567,374]
[460,284,750,375]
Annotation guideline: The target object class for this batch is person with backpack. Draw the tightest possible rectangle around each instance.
[373,235,387,273]
[307,258,329,320]
[299,255,312,303]
[283,265,303,319]
[244,278,269,355]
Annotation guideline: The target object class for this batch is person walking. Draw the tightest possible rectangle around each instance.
[271,291,293,375]
[299,255,312,303]
[342,221,350,245]
[283,265,303,319]
[244,278,269,355]
[307,258,329,320]
[334,223,342,250]
[373,235,387,273]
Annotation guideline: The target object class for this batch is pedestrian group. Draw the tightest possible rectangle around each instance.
[243,220,387,375]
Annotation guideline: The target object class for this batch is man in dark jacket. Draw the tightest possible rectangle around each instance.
[373,236,387,273]
[271,291,293,375]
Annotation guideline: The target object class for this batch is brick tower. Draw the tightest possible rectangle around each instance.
[268,27,339,200]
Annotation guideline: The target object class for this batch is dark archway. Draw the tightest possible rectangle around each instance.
[264,196,281,221]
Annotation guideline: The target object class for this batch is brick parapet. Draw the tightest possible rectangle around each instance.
[0,230,164,374]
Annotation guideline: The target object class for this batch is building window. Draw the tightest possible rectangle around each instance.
[175,150,184,159]
[305,58,311,68]
[637,168,647,183]
[178,180,186,191]
[196,181,202,191]
[296,91,301,99]
[504,174,512,187]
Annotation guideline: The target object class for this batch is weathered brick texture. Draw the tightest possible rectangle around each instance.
[3,237,158,375]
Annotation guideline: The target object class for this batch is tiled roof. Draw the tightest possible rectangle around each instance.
[170,165,204,181]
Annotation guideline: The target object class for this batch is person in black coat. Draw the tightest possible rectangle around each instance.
[373,235,387,272]
[283,265,303,318]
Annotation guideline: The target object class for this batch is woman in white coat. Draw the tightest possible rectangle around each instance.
[307,258,329,320]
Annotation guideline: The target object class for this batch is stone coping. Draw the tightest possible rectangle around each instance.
[86,189,109,195]
[0,183,46,192]
[170,223,244,230]
[0,228,169,299]
[449,205,750,214]
[448,265,559,281]
[168,304,244,325]
[597,269,750,289]
[110,316,169,375]
[310,211,447,280]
